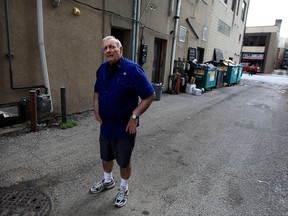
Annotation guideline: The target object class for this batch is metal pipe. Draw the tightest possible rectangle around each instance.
[135,0,141,63]
[132,0,137,62]
[169,0,181,77]
[4,0,47,91]
[29,90,38,132]
[60,87,67,123]
[37,0,53,112]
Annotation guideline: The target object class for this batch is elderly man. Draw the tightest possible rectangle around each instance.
[90,35,155,208]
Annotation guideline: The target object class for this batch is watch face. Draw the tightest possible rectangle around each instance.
[132,114,137,119]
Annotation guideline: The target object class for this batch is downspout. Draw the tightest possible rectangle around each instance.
[132,0,137,62]
[169,0,181,78]
[168,0,174,16]
[36,0,53,112]
[135,0,141,63]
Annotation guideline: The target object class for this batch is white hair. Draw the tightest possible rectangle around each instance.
[102,35,122,48]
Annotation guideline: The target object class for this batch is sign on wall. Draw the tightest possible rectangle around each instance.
[242,53,264,60]
[179,26,187,42]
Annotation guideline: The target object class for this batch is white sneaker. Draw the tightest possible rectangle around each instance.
[90,178,115,194]
[114,186,129,208]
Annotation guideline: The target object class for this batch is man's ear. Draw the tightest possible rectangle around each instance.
[120,47,123,54]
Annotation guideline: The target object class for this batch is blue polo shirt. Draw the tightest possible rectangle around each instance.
[94,57,154,139]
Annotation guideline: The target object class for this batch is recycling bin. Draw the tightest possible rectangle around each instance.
[216,69,225,88]
[152,83,163,101]
[223,65,238,85]
[194,67,217,90]
[236,65,243,83]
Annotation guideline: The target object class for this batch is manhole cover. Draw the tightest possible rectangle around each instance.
[0,185,52,216]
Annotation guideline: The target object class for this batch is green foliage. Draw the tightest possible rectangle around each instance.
[59,120,78,129]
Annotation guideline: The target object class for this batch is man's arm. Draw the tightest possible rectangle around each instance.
[93,92,102,124]
[126,92,155,134]
[133,92,155,117]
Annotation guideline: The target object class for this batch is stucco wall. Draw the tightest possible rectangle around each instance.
[0,0,104,114]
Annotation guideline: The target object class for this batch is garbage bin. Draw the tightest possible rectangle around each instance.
[216,69,225,88]
[223,65,238,85]
[236,65,243,83]
[194,67,217,90]
[152,83,163,101]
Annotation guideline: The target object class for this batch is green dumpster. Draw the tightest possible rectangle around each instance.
[223,65,238,85]
[236,65,243,83]
[194,67,217,90]
[216,69,225,88]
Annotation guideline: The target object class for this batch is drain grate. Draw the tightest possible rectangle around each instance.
[0,185,52,216]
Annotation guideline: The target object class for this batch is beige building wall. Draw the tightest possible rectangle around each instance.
[137,0,173,90]
[175,0,211,60]
[205,0,248,63]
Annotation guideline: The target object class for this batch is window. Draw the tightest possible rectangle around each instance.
[241,1,247,21]
[243,36,267,46]
[179,26,187,42]
[218,19,231,37]
[231,0,237,12]
[202,26,208,41]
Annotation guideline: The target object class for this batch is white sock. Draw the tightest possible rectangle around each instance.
[104,171,112,183]
[120,178,128,190]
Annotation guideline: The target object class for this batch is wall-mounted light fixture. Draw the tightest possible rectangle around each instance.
[51,0,60,7]
[73,7,81,16]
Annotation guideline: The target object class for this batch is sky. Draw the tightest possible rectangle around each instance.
[246,0,288,38]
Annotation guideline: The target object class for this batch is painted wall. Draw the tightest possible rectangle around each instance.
[0,0,103,114]
[205,0,248,63]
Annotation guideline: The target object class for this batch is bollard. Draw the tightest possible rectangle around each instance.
[29,90,38,132]
[60,87,67,123]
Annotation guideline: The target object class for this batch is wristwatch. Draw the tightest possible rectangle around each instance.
[132,113,138,120]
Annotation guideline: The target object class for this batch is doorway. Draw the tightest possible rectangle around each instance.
[152,38,167,83]
[111,28,132,59]
[197,47,204,63]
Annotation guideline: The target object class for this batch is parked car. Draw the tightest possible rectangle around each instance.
[240,62,261,73]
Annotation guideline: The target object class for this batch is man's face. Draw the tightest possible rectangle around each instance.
[102,39,123,64]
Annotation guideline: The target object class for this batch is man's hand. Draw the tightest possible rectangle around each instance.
[94,112,103,124]
[126,117,138,134]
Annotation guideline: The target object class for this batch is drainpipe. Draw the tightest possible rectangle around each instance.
[36,0,53,112]
[132,0,137,62]
[169,0,181,78]
[135,0,141,63]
